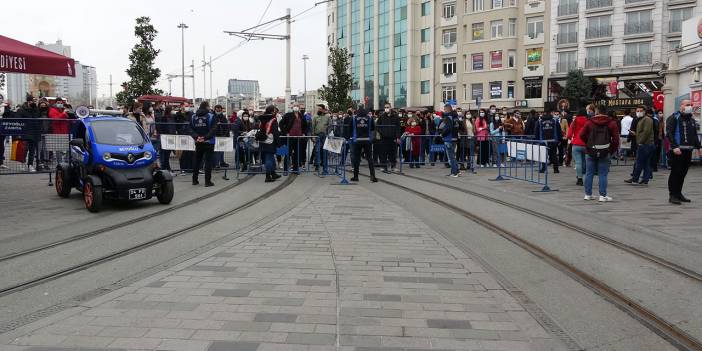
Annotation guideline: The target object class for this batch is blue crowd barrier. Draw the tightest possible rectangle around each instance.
[496,138,556,192]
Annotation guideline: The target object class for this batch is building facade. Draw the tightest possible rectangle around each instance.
[327,0,434,110]
[5,40,97,106]
[548,0,701,110]
[227,79,261,112]
[434,0,551,111]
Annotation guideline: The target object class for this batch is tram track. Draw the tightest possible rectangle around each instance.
[365,173,702,351]
[0,175,254,263]
[0,175,295,298]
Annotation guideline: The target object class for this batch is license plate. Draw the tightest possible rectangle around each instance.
[128,188,146,200]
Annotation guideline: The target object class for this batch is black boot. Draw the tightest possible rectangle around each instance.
[272,172,282,180]
[576,178,583,186]
[553,167,560,174]
[669,195,682,205]
[369,167,377,183]
[265,172,275,182]
[350,169,359,182]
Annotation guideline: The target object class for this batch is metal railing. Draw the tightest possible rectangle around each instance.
[557,32,578,45]
[585,56,611,69]
[586,0,613,9]
[495,138,556,192]
[624,20,653,35]
[586,25,612,39]
[624,52,652,66]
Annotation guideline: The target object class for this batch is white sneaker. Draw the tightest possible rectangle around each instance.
[598,195,613,202]
[450,173,459,178]
[28,165,36,173]
[584,195,594,201]
[0,164,8,169]
[391,168,398,173]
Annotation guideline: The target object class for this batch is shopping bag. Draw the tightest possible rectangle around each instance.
[11,140,26,162]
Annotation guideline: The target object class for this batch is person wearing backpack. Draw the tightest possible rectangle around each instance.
[666,99,702,205]
[579,104,620,202]
[536,108,561,174]
[190,101,219,187]
[625,106,655,185]
[257,105,282,183]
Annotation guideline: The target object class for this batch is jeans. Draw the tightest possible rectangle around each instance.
[668,149,692,197]
[444,141,458,175]
[631,143,654,182]
[572,145,586,179]
[262,151,276,173]
[584,154,610,196]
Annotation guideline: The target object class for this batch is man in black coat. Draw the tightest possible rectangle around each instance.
[279,104,309,173]
[190,102,218,186]
[377,102,401,172]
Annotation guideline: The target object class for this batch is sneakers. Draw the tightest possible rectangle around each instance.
[0,164,8,169]
[584,195,594,201]
[598,195,613,202]
[205,181,215,187]
[624,178,634,184]
[449,173,459,178]
[28,165,36,173]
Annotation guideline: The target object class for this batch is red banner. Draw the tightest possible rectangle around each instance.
[653,91,665,111]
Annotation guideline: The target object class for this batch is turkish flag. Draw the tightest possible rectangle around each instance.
[653,91,664,111]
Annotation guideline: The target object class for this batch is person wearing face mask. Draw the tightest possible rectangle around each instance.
[344,108,377,182]
[625,106,655,186]
[311,104,331,173]
[536,108,561,174]
[404,116,422,168]
[620,110,634,157]
[474,109,490,167]
[489,110,505,167]
[666,99,701,204]
[49,98,70,135]
[18,95,40,172]
[418,111,436,165]
[524,109,539,137]
[567,107,590,186]
[279,104,309,173]
[377,103,401,173]
[232,111,255,171]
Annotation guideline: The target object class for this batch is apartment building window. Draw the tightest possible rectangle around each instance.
[586,0,612,10]
[491,20,503,39]
[585,46,611,68]
[624,42,651,66]
[669,40,681,50]
[586,15,612,39]
[489,81,502,99]
[557,51,578,72]
[508,50,516,68]
[508,18,517,37]
[524,80,542,99]
[527,17,544,39]
[670,7,693,33]
[442,86,457,102]
[472,53,484,70]
[558,22,578,45]
[472,83,483,99]
[420,54,431,69]
[625,10,653,35]
[443,2,456,18]
[472,22,485,40]
[443,28,457,46]
[491,0,503,9]
[558,0,578,17]
[490,51,503,69]
[507,81,515,99]
[472,0,484,12]
[421,1,431,16]
[421,80,431,94]
[443,57,457,75]
[421,28,431,42]
[509,0,517,6]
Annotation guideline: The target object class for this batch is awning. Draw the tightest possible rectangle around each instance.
[137,95,190,104]
[0,35,76,77]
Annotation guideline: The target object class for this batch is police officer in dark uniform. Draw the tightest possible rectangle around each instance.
[536,108,561,174]
[190,101,218,187]
[344,108,378,183]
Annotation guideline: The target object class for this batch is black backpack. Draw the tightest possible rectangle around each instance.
[587,124,611,158]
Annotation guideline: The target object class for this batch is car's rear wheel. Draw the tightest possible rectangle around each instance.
[55,165,72,198]
[83,176,103,213]
[156,180,174,204]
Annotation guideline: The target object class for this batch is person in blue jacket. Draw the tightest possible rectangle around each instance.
[536,108,562,174]
[190,101,218,186]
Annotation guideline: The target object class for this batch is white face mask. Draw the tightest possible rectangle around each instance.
[458,112,463,116]
[479,112,485,117]
[385,108,390,113]
[684,106,693,114]
[494,116,500,121]
[636,111,644,118]
[293,107,299,112]
[411,122,417,126]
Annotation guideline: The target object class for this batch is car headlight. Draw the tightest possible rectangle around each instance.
[144,151,152,160]
[103,152,111,161]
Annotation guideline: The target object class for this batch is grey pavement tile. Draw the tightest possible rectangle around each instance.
[370,233,422,237]
[286,333,336,345]
[145,281,166,288]
[26,348,127,351]
[186,265,240,272]
[207,341,260,351]
[211,289,251,297]
[222,321,272,332]
[296,279,332,286]
[262,298,305,306]
[426,319,472,329]
[111,300,198,311]
[253,313,298,323]
[363,294,401,302]
[382,276,453,284]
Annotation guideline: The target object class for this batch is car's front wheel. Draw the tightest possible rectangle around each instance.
[55,164,72,198]
[156,180,174,204]
[83,176,103,213]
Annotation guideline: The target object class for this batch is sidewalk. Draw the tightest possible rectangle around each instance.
[0,183,566,351]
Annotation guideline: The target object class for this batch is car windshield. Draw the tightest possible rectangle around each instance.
[91,120,147,146]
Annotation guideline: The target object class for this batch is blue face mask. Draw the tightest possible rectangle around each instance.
[587,111,594,117]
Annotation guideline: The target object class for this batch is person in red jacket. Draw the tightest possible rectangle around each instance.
[48,98,70,134]
[579,104,620,202]
[405,116,423,168]
[567,106,591,186]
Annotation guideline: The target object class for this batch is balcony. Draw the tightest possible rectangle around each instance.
[586,25,612,39]
[585,56,611,69]
[557,61,578,73]
[523,32,545,45]
[557,32,578,45]
[624,53,652,66]
[557,2,579,17]
[440,73,458,84]
[586,0,613,9]
[440,16,458,27]
[523,64,544,77]
[669,20,683,33]
[440,43,458,55]
[524,0,545,15]
[625,21,653,35]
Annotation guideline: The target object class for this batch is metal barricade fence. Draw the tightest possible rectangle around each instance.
[495,138,555,192]
[1,118,76,175]
[323,137,350,184]
[235,135,320,178]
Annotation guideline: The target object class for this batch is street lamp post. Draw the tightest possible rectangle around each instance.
[302,55,309,109]
[177,23,188,98]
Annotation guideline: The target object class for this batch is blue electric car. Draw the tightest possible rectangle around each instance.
[55,116,174,212]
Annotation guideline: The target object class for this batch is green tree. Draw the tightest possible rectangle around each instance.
[562,68,594,109]
[116,17,163,107]
[318,46,353,112]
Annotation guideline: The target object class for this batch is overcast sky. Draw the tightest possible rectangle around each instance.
[3,0,329,99]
